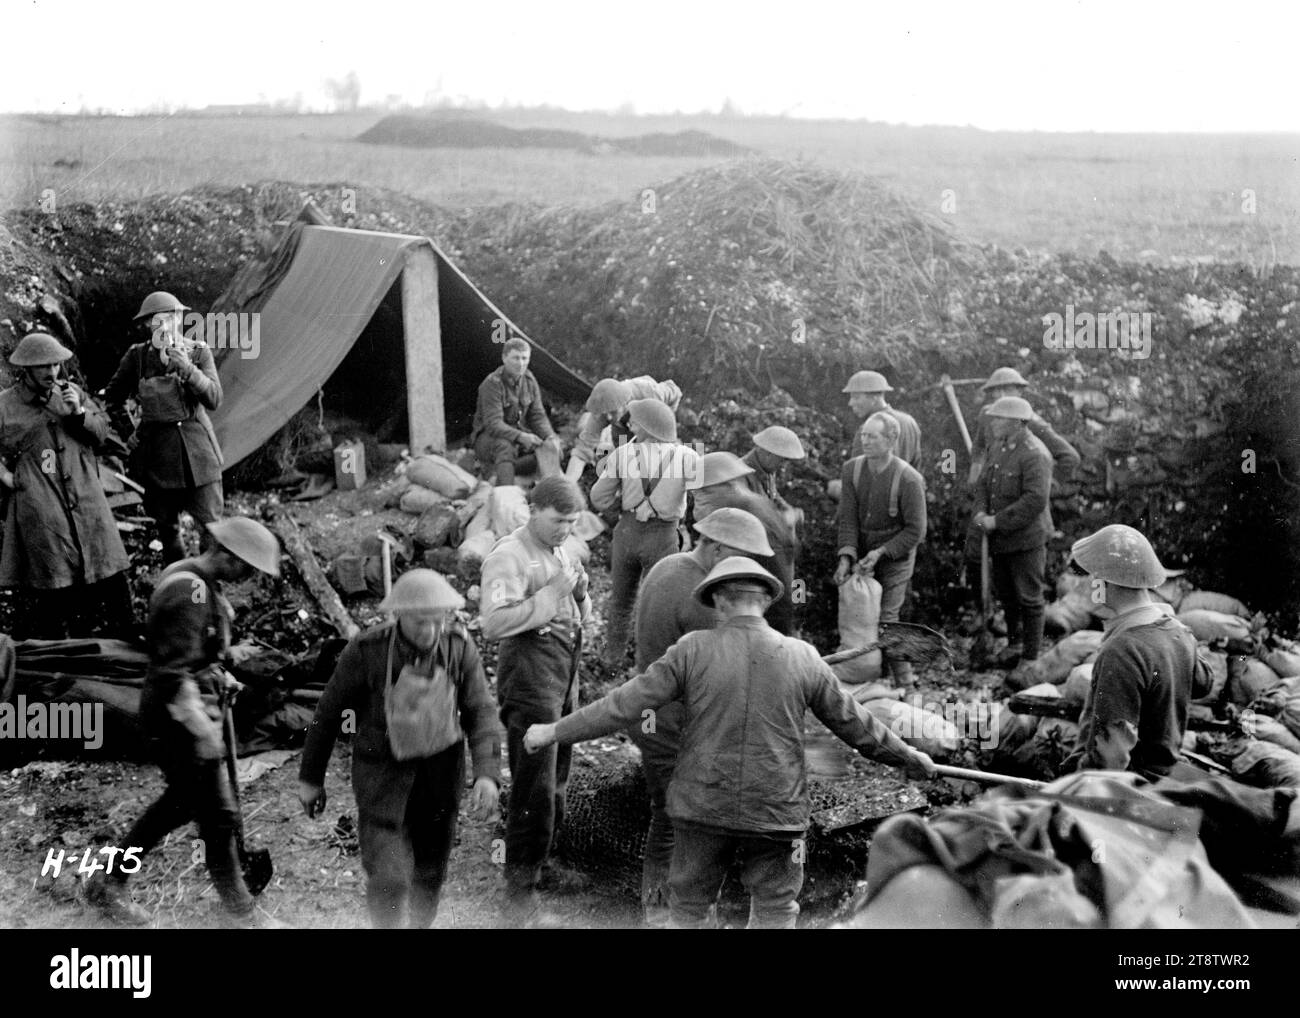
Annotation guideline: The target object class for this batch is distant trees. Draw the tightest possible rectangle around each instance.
[325,72,362,112]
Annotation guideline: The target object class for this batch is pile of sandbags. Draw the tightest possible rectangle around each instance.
[859,698,959,758]
[1007,630,1104,690]
[1043,573,1102,636]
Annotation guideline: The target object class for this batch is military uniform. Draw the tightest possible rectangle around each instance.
[469,366,555,482]
[0,379,131,637]
[114,560,253,920]
[299,620,501,927]
[975,431,1052,660]
[104,340,224,562]
[836,453,926,624]
[969,404,1079,486]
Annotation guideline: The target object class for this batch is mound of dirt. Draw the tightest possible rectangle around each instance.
[357,115,750,157]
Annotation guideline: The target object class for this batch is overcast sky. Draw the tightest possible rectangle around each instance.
[2,0,1296,131]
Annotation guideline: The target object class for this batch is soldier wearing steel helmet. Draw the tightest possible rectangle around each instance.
[564,374,683,482]
[297,569,501,928]
[689,451,798,635]
[86,516,284,927]
[524,556,935,929]
[104,291,225,563]
[0,332,132,637]
[971,396,1053,668]
[739,424,804,506]
[627,507,775,926]
[590,398,702,669]
[1062,525,1214,779]
[843,370,921,469]
[968,366,1080,487]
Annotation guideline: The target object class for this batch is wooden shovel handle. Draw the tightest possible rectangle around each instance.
[933,764,1046,790]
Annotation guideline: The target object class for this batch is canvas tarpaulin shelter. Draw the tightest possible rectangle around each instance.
[210,215,592,469]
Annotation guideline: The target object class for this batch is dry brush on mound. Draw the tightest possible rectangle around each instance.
[2,162,1298,626]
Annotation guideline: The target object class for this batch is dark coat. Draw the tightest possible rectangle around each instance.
[976,431,1052,554]
[0,381,130,588]
[299,621,502,824]
[469,367,554,447]
[104,341,224,489]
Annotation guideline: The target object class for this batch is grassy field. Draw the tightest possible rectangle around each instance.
[1,108,1298,264]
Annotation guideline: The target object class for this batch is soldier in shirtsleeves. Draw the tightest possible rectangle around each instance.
[564,375,683,482]
[479,477,591,926]
[589,397,701,671]
[298,569,501,928]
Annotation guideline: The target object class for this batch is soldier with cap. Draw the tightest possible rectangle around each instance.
[971,396,1053,668]
[628,507,774,926]
[524,556,936,929]
[0,332,132,637]
[590,398,701,670]
[85,517,284,928]
[739,425,805,506]
[968,366,1080,487]
[844,370,921,469]
[1062,525,1213,779]
[479,476,591,924]
[469,336,561,486]
[835,411,927,684]
[690,451,798,635]
[104,291,225,563]
[298,569,501,928]
[564,375,683,482]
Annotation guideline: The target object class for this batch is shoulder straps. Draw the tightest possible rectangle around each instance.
[850,456,904,519]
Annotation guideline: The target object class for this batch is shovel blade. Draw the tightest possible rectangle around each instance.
[241,848,273,897]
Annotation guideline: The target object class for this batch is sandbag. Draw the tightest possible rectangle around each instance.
[1176,609,1252,643]
[562,533,591,565]
[1152,575,1194,610]
[1230,741,1300,789]
[1281,693,1300,742]
[1044,574,1101,636]
[573,510,606,542]
[1194,650,1229,705]
[1019,682,1062,700]
[1225,656,1282,707]
[836,572,882,685]
[399,484,448,515]
[407,454,476,499]
[489,485,530,538]
[412,504,461,550]
[1062,663,1094,708]
[861,698,958,758]
[1262,643,1300,679]
[1246,713,1300,755]
[1014,631,1104,688]
[1178,590,1251,619]
[456,530,497,571]
[382,476,412,508]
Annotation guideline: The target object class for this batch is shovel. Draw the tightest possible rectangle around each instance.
[219,688,274,896]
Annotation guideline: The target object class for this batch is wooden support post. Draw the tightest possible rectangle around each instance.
[269,506,360,640]
[402,245,445,456]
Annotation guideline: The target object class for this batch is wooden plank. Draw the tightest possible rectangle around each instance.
[403,245,444,455]
[269,506,359,640]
